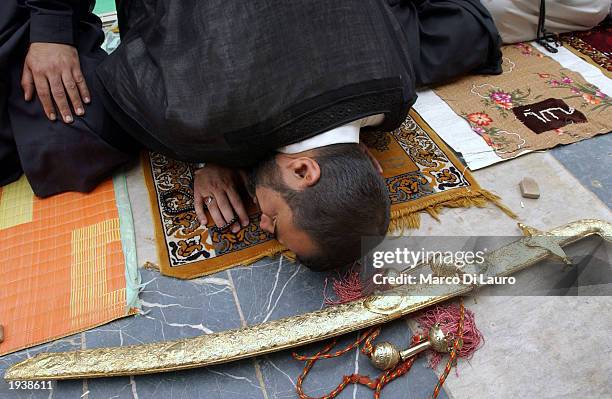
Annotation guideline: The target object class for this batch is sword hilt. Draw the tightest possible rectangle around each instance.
[369,324,452,370]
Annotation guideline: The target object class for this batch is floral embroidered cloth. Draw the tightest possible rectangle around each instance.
[143,109,513,279]
[431,43,611,168]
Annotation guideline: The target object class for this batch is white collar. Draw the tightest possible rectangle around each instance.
[277,114,385,153]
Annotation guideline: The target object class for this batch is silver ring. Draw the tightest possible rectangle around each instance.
[203,196,214,207]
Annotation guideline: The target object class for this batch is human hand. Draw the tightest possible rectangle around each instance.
[22,42,91,123]
[193,164,250,233]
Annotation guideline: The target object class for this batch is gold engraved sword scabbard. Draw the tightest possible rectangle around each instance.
[4,219,611,381]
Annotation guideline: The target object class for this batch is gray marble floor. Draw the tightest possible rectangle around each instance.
[552,133,612,209]
[1,67,612,398]
[2,7,612,399]
[0,264,450,399]
[2,133,611,398]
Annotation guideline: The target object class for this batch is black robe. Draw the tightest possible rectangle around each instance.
[0,0,135,197]
[97,0,502,167]
[1,0,502,196]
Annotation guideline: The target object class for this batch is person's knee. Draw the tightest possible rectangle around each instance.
[551,0,609,30]
[482,0,610,44]
[586,1,610,27]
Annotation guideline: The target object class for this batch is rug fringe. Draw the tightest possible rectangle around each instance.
[281,250,297,262]
[389,212,422,231]
[479,189,517,219]
[389,189,516,234]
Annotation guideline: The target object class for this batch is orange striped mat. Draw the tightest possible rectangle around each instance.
[0,176,139,356]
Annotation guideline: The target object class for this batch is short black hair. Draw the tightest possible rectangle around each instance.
[280,144,390,271]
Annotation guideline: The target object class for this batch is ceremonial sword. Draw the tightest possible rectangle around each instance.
[4,219,610,381]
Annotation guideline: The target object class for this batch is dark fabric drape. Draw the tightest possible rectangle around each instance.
[98,0,502,166]
[1,0,503,196]
[97,0,417,166]
[389,0,503,86]
[0,0,136,197]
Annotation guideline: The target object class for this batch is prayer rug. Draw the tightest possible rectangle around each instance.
[143,153,287,280]
[0,176,140,356]
[560,23,611,78]
[431,43,611,169]
[144,109,513,279]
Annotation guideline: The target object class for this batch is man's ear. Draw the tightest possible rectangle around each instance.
[287,157,321,189]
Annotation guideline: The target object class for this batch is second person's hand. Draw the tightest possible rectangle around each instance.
[21,42,91,123]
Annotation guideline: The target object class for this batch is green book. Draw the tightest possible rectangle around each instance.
[93,0,116,15]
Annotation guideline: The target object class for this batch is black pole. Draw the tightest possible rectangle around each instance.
[536,0,560,53]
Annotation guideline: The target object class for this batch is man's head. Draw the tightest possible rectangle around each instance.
[247,143,390,271]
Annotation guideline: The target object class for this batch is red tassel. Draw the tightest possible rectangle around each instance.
[416,302,483,370]
[323,264,364,305]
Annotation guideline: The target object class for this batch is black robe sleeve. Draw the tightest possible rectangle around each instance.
[25,0,81,45]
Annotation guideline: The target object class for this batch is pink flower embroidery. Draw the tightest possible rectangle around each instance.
[514,43,533,56]
[595,90,608,99]
[489,91,513,109]
[570,88,581,95]
[490,91,512,103]
[472,126,486,135]
[561,77,573,84]
[549,80,560,87]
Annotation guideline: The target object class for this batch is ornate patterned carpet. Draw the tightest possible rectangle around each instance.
[561,22,611,78]
[0,176,139,356]
[143,152,285,279]
[144,109,512,279]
